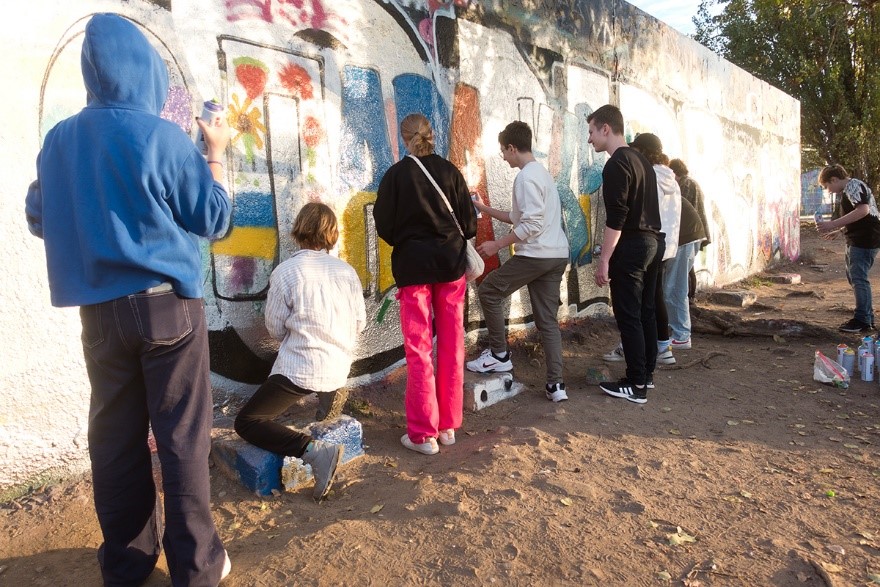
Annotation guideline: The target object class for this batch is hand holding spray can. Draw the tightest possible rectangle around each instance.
[196,99,225,156]
[470,192,482,218]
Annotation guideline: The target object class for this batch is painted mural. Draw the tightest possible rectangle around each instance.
[32,0,801,385]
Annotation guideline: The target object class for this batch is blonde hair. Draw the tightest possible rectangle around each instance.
[400,113,434,157]
[291,202,339,250]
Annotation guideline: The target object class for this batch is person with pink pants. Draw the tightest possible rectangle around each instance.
[374,113,478,455]
[397,278,466,451]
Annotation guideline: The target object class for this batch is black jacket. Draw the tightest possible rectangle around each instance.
[374,155,478,287]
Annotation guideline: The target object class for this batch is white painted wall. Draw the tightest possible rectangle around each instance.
[0,0,800,496]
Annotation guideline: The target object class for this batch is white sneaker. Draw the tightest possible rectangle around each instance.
[220,550,232,582]
[603,343,625,362]
[466,348,513,373]
[657,346,676,365]
[401,434,439,455]
[545,382,568,402]
[671,338,692,350]
[438,429,455,446]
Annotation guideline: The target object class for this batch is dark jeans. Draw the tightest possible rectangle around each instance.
[234,374,314,456]
[80,291,225,587]
[609,233,661,385]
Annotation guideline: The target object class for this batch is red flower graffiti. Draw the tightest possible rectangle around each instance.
[233,57,269,101]
[278,63,314,101]
[302,116,323,149]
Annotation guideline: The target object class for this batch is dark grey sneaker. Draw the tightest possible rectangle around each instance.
[839,318,873,333]
[599,378,647,404]
[302,440,344,501]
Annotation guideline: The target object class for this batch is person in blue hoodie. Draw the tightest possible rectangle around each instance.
[25,13,232,586]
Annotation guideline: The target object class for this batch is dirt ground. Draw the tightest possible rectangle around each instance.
[4,223,880,586]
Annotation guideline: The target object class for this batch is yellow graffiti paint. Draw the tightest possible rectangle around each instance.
[340,191,394,292]
[578,193,592,258]
[211,226,278,260]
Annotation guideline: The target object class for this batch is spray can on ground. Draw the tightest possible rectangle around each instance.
[196,99,225,156]
[864,335,874,357]
[862,351,875,381]
[874,336,880,378]
[837,343,848,365]
[842,348,856,377]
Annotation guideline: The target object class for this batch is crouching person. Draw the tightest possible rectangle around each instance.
[235,203,366,500]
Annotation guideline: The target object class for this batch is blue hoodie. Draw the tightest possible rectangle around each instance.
[25,13,230,306]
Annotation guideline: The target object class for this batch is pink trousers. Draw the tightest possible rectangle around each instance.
[397,276,466,444]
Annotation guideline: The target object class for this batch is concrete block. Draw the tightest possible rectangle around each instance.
[211,431,284,496]
[282,415,364,492]
[708,290,758,307]
[463,371,524,411]
[211,415,364,495]
[765,273,801,284]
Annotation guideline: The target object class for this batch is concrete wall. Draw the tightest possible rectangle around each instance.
[1,0,800,495]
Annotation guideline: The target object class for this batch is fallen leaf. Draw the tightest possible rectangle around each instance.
[727,420,740,426]
[657,570,672,580]
[559,497,573,506]
[667,528,697,546]
[818,468,834,474]
[661,407,672,412]
[867,570,880,584]
[740,490,752,499]
[844,443,860,449]
[370,504,384,514]
[821,561,843,573]
[826,544,845,555]
[773,334,786,343]
[669,429,681,436]
[859,531,876,540]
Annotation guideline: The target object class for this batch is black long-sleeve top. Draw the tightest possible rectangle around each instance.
[373,154,478,287]
[602,147,661,234]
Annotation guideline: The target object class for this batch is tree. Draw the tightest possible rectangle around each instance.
[694,0,880,192]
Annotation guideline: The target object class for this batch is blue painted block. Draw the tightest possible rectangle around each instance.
[211,434,284,496]
[282,415,365,492]
[212,416,365,495]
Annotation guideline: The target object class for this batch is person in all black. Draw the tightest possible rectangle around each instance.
[374,113,478,455]
[587,105,661,404]
[817,164,880,333]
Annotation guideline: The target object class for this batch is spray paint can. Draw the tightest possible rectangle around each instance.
[842,348,856,377]
[837,343,848,365]
[470,192,482,218]
[196,99,225,155]
[814,210,823,223]
[874,337,880,378]
[862,351,875,381]
[864,335,875,356]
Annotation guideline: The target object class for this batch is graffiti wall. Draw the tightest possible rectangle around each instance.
[1,0,800,493]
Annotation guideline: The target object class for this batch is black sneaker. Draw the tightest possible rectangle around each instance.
[839,318,873,333]
[599,378,647,404]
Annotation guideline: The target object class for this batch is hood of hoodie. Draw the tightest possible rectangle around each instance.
[81,13,168,114]
[655,164,679,198]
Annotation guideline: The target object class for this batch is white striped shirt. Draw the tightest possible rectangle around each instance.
[266,249,366,391]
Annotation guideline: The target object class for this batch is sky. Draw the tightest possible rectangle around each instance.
[627,0,704,36]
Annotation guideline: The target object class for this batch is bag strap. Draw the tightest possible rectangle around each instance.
[408,154,465,239]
